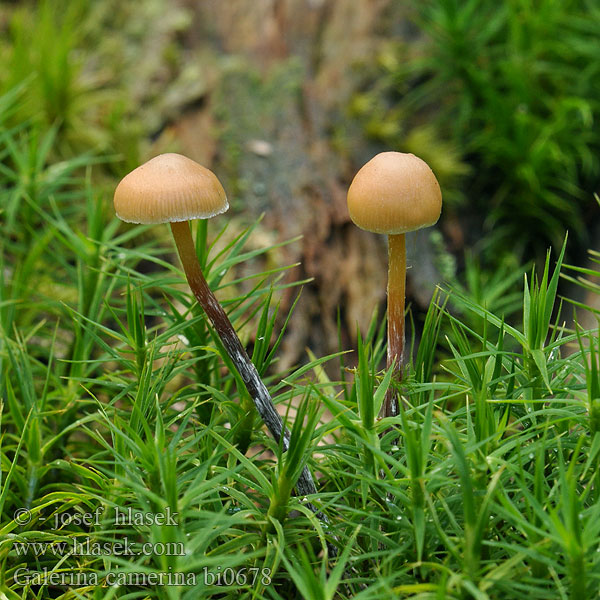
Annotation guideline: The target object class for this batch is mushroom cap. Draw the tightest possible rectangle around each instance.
[114,153,229,224]
[347,152,442,235]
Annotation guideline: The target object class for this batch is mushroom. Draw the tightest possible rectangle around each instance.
[347,152,442,418]
[113,153,319,499]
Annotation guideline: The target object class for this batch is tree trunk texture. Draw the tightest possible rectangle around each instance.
[166,0,440,369]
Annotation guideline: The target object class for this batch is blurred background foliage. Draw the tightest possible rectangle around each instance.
[350,0,600,265]
[0,0,203,173]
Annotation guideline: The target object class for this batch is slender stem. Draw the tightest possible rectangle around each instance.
[170,221,300,471]
[169,222,334,544]
[383,232,406,419]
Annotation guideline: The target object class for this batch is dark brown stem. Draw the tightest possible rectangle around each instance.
[170,221,336,552]
[382,232,406,419]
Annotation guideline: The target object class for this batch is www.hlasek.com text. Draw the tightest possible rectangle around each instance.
[13,537,185,558]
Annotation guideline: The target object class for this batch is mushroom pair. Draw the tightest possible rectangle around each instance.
[114,153,318,499]
[113,150,441,495]
[347,152,442,419]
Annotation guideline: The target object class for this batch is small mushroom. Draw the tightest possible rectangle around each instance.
[347,152,442,418]
[113,153,319,496]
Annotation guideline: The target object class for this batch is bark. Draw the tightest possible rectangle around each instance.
[163,0,440,368]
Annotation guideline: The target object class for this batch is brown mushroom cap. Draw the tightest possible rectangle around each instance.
[114,153,228,224]
[347,152,442,235]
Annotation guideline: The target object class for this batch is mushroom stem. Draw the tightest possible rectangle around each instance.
[383,232,406,419]
[169,220,321,497]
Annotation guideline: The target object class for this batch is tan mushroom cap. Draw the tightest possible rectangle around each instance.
[347,152,442,235]
[114,153,228,224]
